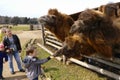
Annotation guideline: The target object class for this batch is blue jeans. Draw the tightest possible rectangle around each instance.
[33,77,38,80]
[7,51,23,73]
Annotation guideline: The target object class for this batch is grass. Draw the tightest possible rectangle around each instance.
[34,46,107,80]
[0,24,30,31]
[11,24,30,31]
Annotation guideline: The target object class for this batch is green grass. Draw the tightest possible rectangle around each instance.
[0,24,30,31]
[34,47,107,80]
[11,24,30,31]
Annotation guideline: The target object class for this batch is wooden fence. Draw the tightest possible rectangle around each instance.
[29,24,41,30]
[37,24,120,80]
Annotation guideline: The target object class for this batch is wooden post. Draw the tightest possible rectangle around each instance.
[41,24,45,45]
[30,24,33,30]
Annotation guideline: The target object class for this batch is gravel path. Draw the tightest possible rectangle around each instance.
[3,30,42,80]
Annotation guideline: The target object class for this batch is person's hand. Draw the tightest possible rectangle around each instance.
[6,49,10,53]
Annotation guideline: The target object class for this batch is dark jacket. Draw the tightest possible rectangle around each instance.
[22,56,51,80]
[0,51,8,64]
[3,34,22,51]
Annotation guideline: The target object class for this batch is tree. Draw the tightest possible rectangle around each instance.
[23,17,29,24]
[28,18,38,24]
[11,16,21,25]
[4,16,11,24]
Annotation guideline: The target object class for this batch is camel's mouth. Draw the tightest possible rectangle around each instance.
[53,44,68,57]
[39,15,49,25]
[39,15,56,26]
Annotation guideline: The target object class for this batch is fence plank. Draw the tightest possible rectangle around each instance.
[46,35,61,42]
[46,42,61,49]
[37,43,62,61]
[46,38,62,46]
[84,55,120,70]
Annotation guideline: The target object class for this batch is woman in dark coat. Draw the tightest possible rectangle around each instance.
[3,28,25,74]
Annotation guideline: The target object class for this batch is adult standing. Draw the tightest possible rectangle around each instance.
[3,28,25,74]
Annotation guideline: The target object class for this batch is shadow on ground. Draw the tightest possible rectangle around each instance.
[5,75,27,80]
[44,67,59,72]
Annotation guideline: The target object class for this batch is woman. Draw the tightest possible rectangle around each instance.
[3,28,25,74]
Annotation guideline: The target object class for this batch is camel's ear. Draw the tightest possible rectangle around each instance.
[98,5,105,12]
[103,3,119,17]
[48,8,59,15]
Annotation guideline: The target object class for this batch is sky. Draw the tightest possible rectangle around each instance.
[0,0,120,18]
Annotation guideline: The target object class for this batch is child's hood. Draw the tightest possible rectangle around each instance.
[22,56,35,68]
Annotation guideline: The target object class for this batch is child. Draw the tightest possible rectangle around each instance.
[22,46,54,80]
[0,43,8,80]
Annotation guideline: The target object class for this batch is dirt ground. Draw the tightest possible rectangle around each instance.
[3,30,42,80]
